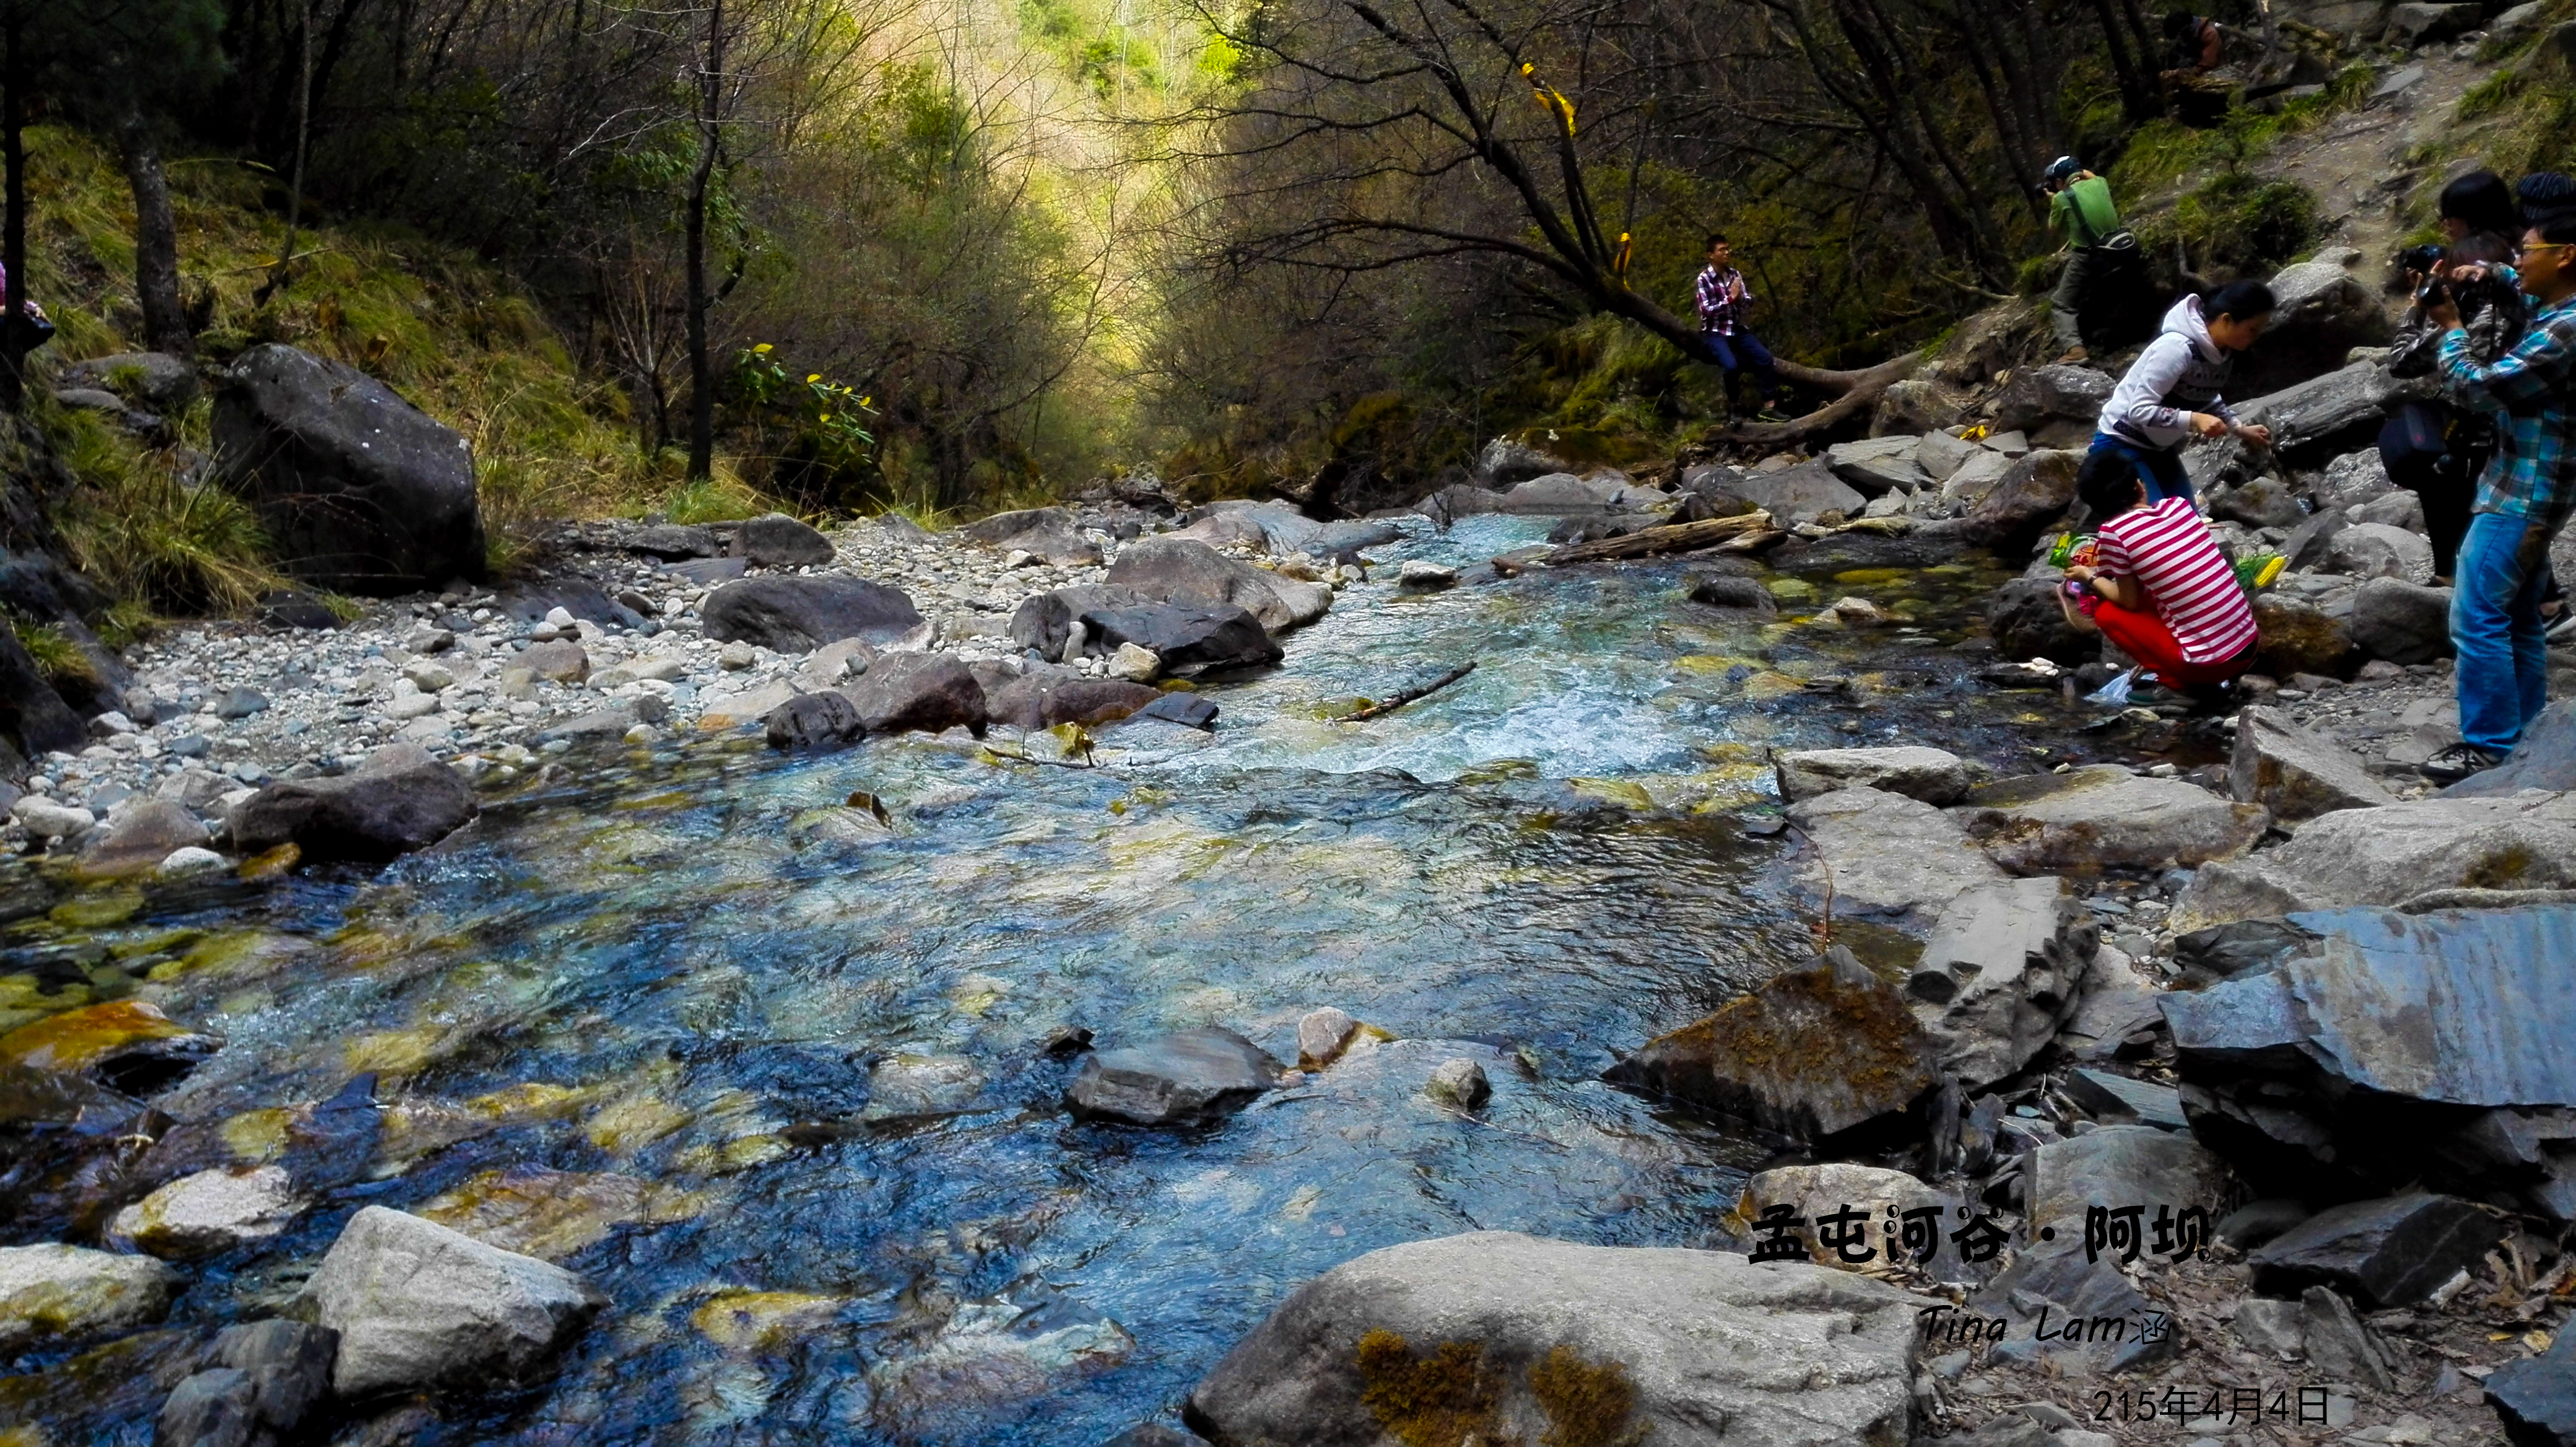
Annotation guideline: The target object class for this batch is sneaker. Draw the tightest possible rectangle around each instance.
[1756,406,1791,424]
[2419,741,2504,781]
[2054,346,2090,365]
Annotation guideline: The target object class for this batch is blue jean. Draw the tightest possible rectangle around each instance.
[2450,509,2555,753]
[2085,434,2195,506]
[1704,330,1782,400]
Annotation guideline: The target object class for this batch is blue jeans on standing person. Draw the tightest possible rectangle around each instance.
[2085,434,2195,506]
[1704,329,1783,406]
[2450,509,2555,754]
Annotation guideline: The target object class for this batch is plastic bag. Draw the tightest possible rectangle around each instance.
[2084,667,2138,707]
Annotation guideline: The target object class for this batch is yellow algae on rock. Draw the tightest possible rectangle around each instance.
[1832,567,1913,586]
[1741,671,1807,701]
[341,1025,454,1078]
[1566,779,1657,811]
[692,1289,846,1352]
[1763,577,1816,601]
[586,1065,695,1155]
[147,929,315,984]
[218,1108,292,1163]
[0,1001,193,1073]
[417,1165,705,1260]
[0,975,91,1034]
[46,891,143,930]
[235,843,300,880]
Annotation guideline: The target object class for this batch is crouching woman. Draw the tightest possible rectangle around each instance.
[2056,447,2260,697]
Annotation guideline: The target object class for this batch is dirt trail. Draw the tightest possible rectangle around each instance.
[2261,53,2496,283]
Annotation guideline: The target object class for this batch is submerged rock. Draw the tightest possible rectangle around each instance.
[230,742,478,863]
[868,1296,1134,1438]
[416,1165,702,1261]
[304,1205,607,1397]
[1773,745,1969,805]
[1064,1028,1280,1127]
[764,690,866,753]
[0,1243,178,1353]
[1183,1231,1926,1447]
[158,1319,340,1447]
[0,999,218,1094]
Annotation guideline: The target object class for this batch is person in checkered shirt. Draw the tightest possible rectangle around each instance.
[1694,235,1791,423]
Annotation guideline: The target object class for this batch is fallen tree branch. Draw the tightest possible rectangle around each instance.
[1335,662,1476,722]
[1539,512,1780,566]
[1708,350,1927,453]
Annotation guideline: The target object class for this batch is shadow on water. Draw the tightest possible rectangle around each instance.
[1,517,2133,1444]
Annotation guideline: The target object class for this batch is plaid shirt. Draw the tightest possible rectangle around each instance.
[1695,265,1751,336]
[2439,289,2576,535]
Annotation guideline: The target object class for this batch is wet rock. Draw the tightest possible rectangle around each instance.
[157,1368,261,1447]
[2164,905,2576,1213]
[1064,1028,1280,1127]
[1786,785,2006,925]
[231,742,477,863]
[1773,745,1969,805]
[2447,698,2576,798]
[1726,458,1865,526]
[701,575,926,653]
[1960,449,2084,552]
[2230,1296,2305,1355]
[1950,766,2269,873]
[416,1165,702,1259]
[764,690,866,753]
[1183,1231,1924,1447]
[841,653,986,736]
[1986,577,2097,666]
[1105,537,1330,632]
[2484,1327,2576,1446]
[207,1319,338,1440]
[76,799,208,878]
[2328,522,2436,584]
[2300,1284,2398,1388]
[0,1000,218,1093]
[983,674,1159,730]
[2252,594,2359,678]
[1686,572,1777,613]
[1909,878,2100,1087]
[1079,603,1280,676]
[107,1165,305,1259]
[727,512,837,568]
[0,1243,178,1353]
[1604,950,1941,1142]
[1991,364,2116,434]
[1825,435,1926,496]
[865,1053,986,1119]
[518,640,589,683]
[1736,1163,1948,1270]
[2349,575,2453,664]
[1296,1008,1361,1070]
[1395,559,1458,590]
[2063,1069,2188,1130]
[213,344,486,593]
[1423,1057,1489,1109]
[2024,1125,2230,1249]
[304,1205,607,1397]
[1129,691,1219,731]
[868,1295,1134,1436]
[2248,1193,2504,1308]
[2228,705,2395,824]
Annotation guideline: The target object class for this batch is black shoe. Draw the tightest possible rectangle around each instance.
[2419,741,2504,782]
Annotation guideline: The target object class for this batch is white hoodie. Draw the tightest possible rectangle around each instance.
[2095,295,2239,450]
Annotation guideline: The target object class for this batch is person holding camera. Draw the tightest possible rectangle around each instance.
[2385,172,2525,579]
[2414,204,2576,780]
[1694,234,1793,423]
[2055,445,2259,701]
[2086,279,2276,507]
[2042,157,2138,363]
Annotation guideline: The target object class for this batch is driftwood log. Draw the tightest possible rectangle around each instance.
[1539,510,1779,566]
[1335,662,1477,722]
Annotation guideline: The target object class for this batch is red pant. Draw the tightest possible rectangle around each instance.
[2092,600,2253,688]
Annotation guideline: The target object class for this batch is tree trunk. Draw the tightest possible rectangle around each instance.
[1,12,25,414]
[684,0,722,483]
[120,123,193,357]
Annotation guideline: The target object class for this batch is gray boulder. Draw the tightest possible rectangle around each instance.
[2064,1068,2188,1130]
[1824,436,1925,497]
[2327,522,2436,584]
[2486,1326,2576,1446]
[1960,449,2084,551]
[1785,785,2006,927]
[1183,1231,1926,1447]
[1772,745,1969,804]
[2252,593,2359,678]
[2281,507,2352,570]
[1687,573,1777,613]
[1080,603,1281,676]
[764,691,866,753]
[842,653,985,737]
[213,344,486,593]
[1010,584,1146,660]
[1604,951,1941,1142]
[1871,378,1970,437]
[1471,436,1567,486]
[702,576,925,653]
[728,512,836,568]
[1990,364,2115,434]
[1972,1242,2175,1372]
[1496,472,1626,514]
[2348,577,2452,663]
[2248,1193,2504,1308]
[305,1205,605,1398]
[2448,699,2576,797]
[1938,448,2017,507]
[2024,1124,2232,1249]
[2268,792,2576,907]
[2313,448,2396,511]
[0,1243,178,1353]
[1104,538,1330,632]
[76,798,207,877]
[965,506,1105,566]
[2229,705,2395,824]
[2210,474,2308,531]
[984,673,1160,730]
[1728,459,1865,525]
[1949,766,2269,873]
[230,743,477,863]
[2384,0,2480,41]
[1065,1028,1280,1126]
[2237,251,2393,398]
[2234,361,2404,455]
[61,350,201,413]
[2354,488,2426,533]
[1907,878,2100,1087]
[624,523,720,559]
[1986,577,2097,666]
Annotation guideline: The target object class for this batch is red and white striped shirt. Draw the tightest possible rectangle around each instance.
[2093,496,2258,665]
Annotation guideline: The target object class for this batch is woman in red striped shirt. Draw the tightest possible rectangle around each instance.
[2055,448,2259,693]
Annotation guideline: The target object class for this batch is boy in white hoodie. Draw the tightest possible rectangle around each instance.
[2089,280,2277,505]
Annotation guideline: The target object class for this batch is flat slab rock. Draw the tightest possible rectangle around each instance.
[0,1243,178,1353]
[1949,766,2269,873]
[1183,1231,1927,1447]
[2229,704,2395,825]
[303,1205,606,1398]
[1064,1028,1281,1127]
[1773,745,1969,804]
[2247,1191,2504,1308]
[1785,785,2005,927]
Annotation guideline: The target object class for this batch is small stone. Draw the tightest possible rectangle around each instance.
[719,642,758,671]
[2232,1296,2305,1356]
[90,710,138,737]
[1396,560,1458,590]
[156,846,227,878]
[402,661,455,693]
[1424,1057,1490,1109]
[1827,595,1887,627]
[1296,1008,1361,1070]
[108,1165,306,1260]
[214,687,269,720]
[1108,642,1162,683]
[304,1205,607,1397]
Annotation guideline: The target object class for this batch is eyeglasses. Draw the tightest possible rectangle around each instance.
[2518,241,2575,258]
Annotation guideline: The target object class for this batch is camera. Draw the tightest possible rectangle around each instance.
[2401,243,2452,306]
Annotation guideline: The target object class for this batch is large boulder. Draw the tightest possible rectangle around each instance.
[840,653,986,737]
[1495,472,1627,514]
[0,1243,178,1353]
[1959,449,2083,552]
[2348,577,2452,664]
[2487,1327,2576,1446]
[305,1205,606,1398]
[2229,706,2396,824]
[1949,766,2269,873]
[2209,473,2308,531]
[2162,904,2576,1215]
[727,512,835,568]
[1603,951,1942,1142]
[1823,436,1925,497]
[0,619,84,757]
[2448,699,2576,797]
[2247,1192,2505,1307]
[964,506,1105,566]
[1784,785,2006,927]
[2235,250,2393,399]
[1064,1028,1280,1127]
[212,343,485,593]
[983,673,1160,731]
[2234,360,2405,457]
[1938,449,2018,507]
[1907,877,2100,1087]
[75,798,207,878]
[1990,364,2115,435]
[2253,595,2359,678]
[1104,538,1330,632]
[1009,584,1144,661]
[764,690,867,753]
[230,742,477,863]
[2327,522,2436,584]
[1727,460,1864,526]
[1986,577,2097,666]
[1183,1232,1926,1447]
[2264,792,2576,908]
[1772,745,1968,804]
[1080,603,1282,676]
[2024,1124,2232,1250]
[1471,435,1569,486]
[702,576,925,654]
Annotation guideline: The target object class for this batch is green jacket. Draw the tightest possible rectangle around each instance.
[2050,175,2123,249]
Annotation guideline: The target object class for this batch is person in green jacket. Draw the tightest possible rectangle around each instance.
[2044,155,2134,362]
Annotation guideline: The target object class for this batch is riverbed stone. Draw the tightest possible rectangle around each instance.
[2328,522,2436,584]
[2248,1193,2504,1308]
[2449,699,2576,797]
[2063,1068,2187,1130]
[0,999,218,1092]
[1497,472,1625,513]
[1773,745,1969,804]
[702,575,926,653]
[1736,1163,1949,1270]
[1784,785,2006,925]
[1950,766,2269,873]
[1825,436,1926,497]
[1065,1028,1281,1127]
[1297,1008,1362,1070]
[305,1204,607,1397]
[230,741,477,863]
[729,512,837,568]
[2266,792,2576,906]
[982,673,1159,730]
[1909,877,2100,1088]
[518,640,589,684]
[416,1165,703,1261]
[1183,1231,1926,1447]
[1960,448,2084,551]
[1424,1057,1489,1109]
[76,798,208,878]
[2485,1329,2576,1446]
[1986,577,2096,665]
[0,1243,178,1353]
[2349,577,2453,664]
[1728,458,1865,525]
[841,653,986,737]
[1105,538,1330,632]
[1079,603,1280,676]
[764,690,867,753]
[1603,951,1942,1142]
[2229,705,2395,824]
[107,1165,305,1259]
[2024,1125,2231,1248]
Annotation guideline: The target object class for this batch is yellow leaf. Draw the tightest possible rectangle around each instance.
[752,343,773,353]
[807,374,821,383]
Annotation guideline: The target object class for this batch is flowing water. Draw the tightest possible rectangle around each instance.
[2,518,2117,1445]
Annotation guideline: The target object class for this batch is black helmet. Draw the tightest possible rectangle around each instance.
[2045,156,2084,189]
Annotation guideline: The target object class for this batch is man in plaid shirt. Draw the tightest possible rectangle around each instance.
[1695,234,1791,422]
[2422,203,2576,779]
